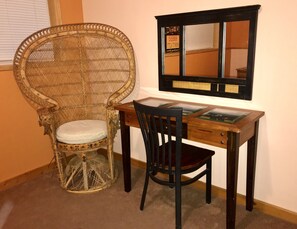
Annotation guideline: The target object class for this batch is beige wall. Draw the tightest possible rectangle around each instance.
[0,0,84,183]
[82,0,297,213]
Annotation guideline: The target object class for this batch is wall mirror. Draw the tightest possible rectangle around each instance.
[155,5,261,100]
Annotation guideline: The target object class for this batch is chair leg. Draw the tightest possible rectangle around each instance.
[54,150,66,187]
[82,155,88,191]
[169,174,174,188]
[140,169,150,210]
[175,173,182,229]
[206,159,212,204]
[106,141,115,180]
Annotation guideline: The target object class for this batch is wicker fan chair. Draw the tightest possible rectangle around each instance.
[13,23,136,193]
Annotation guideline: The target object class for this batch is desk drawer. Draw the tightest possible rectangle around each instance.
[188,125,227,148]
[124,113,188,138]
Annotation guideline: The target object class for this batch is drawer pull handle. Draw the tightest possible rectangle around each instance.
[197,129,212,133]
[221,140,225,144]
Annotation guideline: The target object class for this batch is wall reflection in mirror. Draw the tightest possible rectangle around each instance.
[164,21,249,78]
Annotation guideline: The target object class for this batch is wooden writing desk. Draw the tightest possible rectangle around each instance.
[115,97,264,229]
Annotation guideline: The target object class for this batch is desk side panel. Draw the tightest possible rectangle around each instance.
[239,123,255,146]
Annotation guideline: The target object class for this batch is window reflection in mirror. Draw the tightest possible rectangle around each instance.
[185,23,219,77]
[224,20,249,79]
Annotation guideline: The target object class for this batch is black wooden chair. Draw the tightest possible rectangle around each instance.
[133,101,215,229]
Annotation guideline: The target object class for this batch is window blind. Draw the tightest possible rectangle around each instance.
[0,0,50,65]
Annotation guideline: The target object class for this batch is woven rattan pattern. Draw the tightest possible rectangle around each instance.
[13,23,136,193]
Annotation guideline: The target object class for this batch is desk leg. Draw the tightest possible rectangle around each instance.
[246,121,259,211]
[227,131,240,229]
[119,111,132,192]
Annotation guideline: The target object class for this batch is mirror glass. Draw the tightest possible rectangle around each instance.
[184,23,219,77]
[224,21,249,79]
[156,5,260,100]
[163,26,180,75]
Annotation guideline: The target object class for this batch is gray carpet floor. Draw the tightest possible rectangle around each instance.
[0,163,296,229]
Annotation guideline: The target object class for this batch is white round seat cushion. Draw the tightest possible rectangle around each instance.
[56,120,107,144]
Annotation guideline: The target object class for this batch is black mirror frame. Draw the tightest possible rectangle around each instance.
[155,5,261,100]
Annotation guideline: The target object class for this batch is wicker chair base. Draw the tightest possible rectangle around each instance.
[62,151,118,193]
[65,170,118,194]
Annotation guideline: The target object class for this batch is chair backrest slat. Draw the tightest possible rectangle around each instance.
[134,101,183,175]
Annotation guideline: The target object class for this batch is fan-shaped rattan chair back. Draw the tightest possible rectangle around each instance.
[13,23,136,193]
[14,23,135,127]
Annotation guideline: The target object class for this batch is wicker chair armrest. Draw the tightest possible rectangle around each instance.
[107,77,135,107]
[106,106,120,139]
[37,107,57,135]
